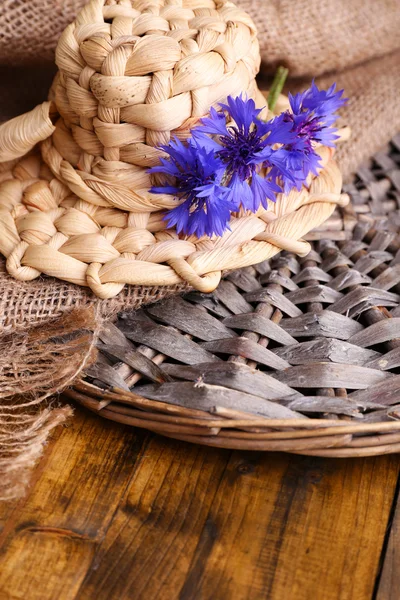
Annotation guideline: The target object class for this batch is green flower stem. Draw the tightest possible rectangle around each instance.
[268,66,289,112]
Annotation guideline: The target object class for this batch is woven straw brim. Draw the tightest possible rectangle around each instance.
[65,136,400,457]
[0,96,349,299]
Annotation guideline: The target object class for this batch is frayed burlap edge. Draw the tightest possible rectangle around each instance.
[0,306,100,501]
[0,260,189,501]
[0,407,73,501]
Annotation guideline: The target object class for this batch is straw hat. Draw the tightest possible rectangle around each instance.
[0,0,349,299]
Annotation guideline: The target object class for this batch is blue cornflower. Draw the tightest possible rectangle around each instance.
[194,95,295,212]
[302,81,347,126]
[148,86,347,238]
[270,81,347,191]
[149,137,233,238]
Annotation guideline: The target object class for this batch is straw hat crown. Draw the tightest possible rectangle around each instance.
[49,0,261,189]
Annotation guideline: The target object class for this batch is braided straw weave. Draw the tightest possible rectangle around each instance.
[0,0,348,299]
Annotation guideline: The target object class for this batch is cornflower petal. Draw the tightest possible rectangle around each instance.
[250,173,281,210]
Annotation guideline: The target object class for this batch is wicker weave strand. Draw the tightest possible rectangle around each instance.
[65,136,400,456]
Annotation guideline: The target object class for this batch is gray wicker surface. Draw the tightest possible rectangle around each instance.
[68,136,400,456]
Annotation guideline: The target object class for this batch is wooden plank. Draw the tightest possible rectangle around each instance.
[0,415,233,599]
[1,408,399,600]
[176,454,398,600]
[75,450,397,600]
[376,491,400,600]
[71,434,233,600]
[0,424,64,534]
[0,409,151,600]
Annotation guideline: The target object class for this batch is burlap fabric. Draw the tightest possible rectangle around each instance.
[241,0,400,77]
[1,0,399,78]
[314,51,400,184]
[0,257,187,500]
[0,0,85,66]
[1,0,400,501]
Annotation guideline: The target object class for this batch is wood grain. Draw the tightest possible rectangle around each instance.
[376,486,400,600]
[0,409,150,600]
[0,405,399,600]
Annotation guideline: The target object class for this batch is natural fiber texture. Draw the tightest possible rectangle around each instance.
[67,136,400,457]
[321,51,400,182]
[0,252,189,336]
[0,0,85,66]
[1,2,399,183]
[1,0,400,79]
[0,102,55,162]
[2,52,400,185]
[0,306,97,501]
[0,405,72,502]
[0,0,345,500]
[241,0,400,77]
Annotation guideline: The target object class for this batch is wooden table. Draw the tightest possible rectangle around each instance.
[0,405,399,600]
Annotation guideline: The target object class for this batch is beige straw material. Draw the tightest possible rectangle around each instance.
[0,102,56,162]
[0,0,348,298]
[0,120,349,298]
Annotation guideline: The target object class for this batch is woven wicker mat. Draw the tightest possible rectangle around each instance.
[67,134,400,457]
